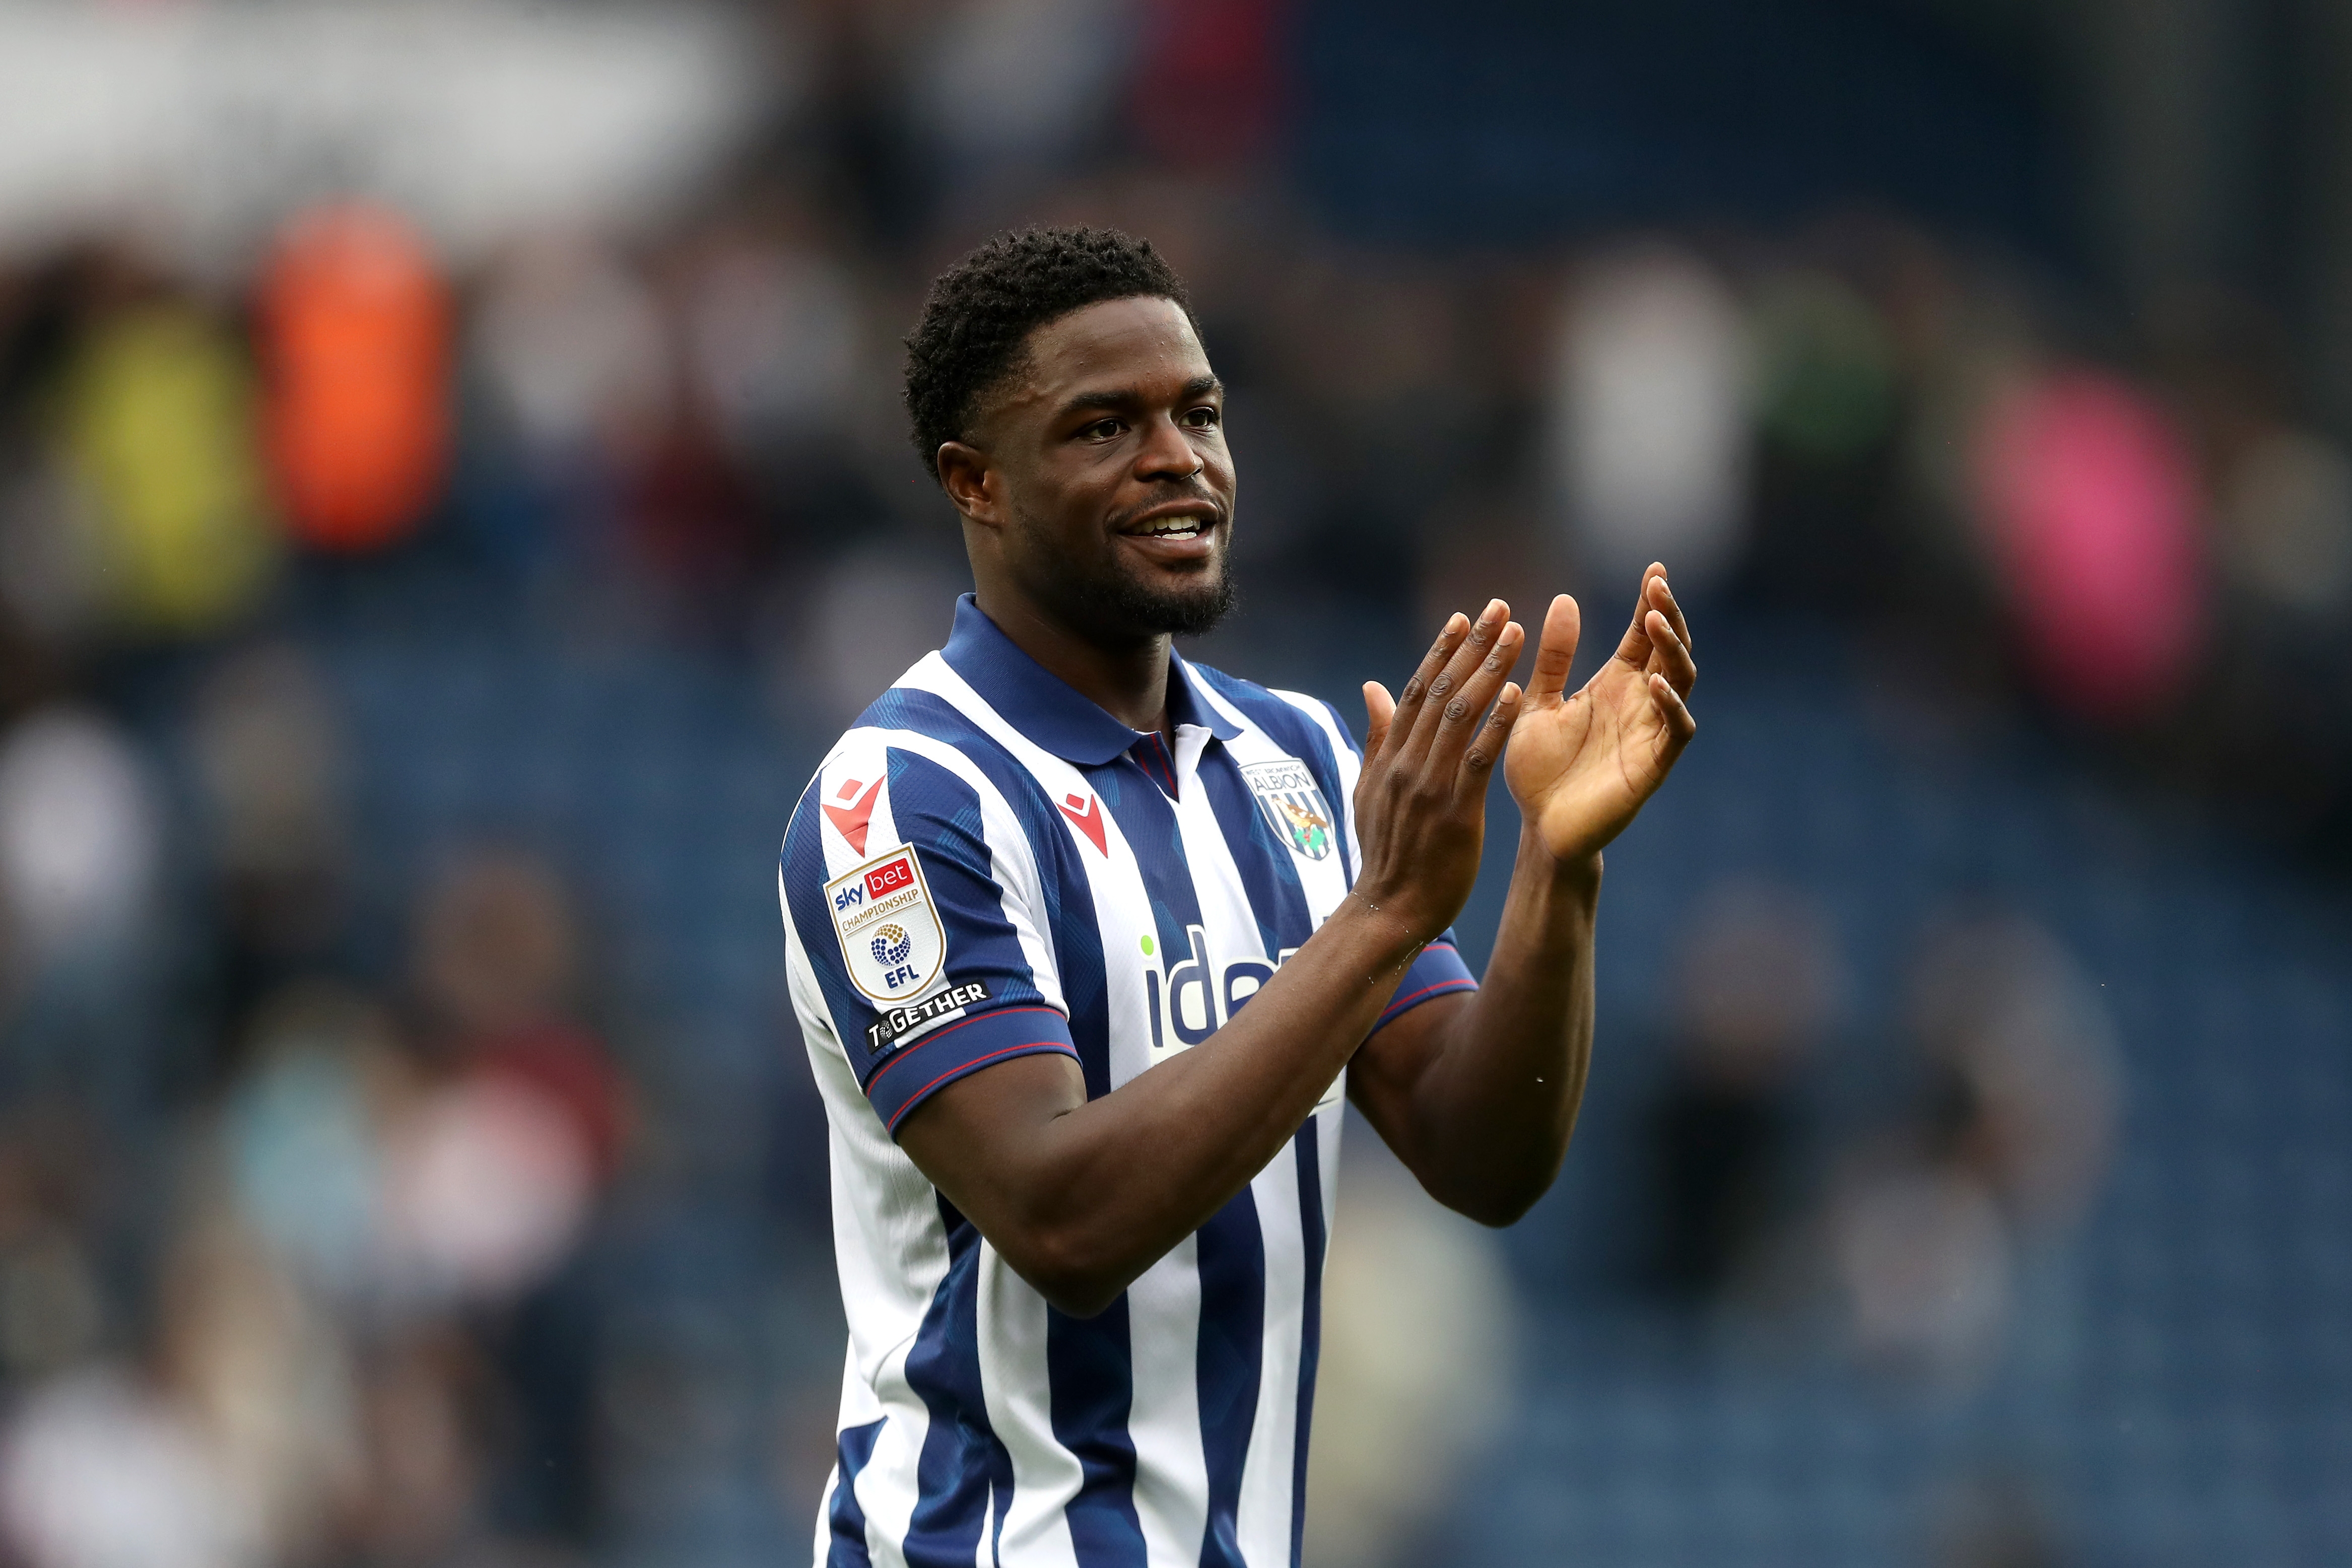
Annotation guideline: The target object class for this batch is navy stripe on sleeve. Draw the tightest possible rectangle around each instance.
[1372,939,1478,1033]
[866,1004,1079,1134]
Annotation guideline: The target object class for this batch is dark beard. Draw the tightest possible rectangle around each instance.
[1074,556,1236,638]
[1012,507,1238,639]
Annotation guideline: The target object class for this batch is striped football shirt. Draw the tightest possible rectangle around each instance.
[779,594,1476,1567]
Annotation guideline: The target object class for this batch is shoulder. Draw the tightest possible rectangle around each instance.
[797,663,1037,814]
[785,685,1054,893]
[1187,661,1362,763]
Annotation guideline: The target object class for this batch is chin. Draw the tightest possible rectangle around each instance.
[1093,564,1236,639]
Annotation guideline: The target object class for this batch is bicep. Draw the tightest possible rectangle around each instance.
[897,1050,1090,1246]
[1347,987,1472,1166]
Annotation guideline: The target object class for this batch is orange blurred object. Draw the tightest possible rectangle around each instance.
[259,203,452,553]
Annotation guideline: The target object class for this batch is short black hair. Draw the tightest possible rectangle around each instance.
[903,225,1197,480]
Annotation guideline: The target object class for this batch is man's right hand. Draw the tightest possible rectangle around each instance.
[1351,599,1526,945]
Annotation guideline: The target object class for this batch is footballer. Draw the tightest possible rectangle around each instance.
[779,227,1696,1566]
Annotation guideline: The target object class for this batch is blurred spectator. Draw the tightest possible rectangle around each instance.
[1970,370,2206,722]
[413,849,625,1188]
[220,985,401,1307]
[473,233,674,471]
[798,545,973,724]
[1751,269,1900,468]
[912,0,1132,192]
[57,298,278,639]
[0,706,157,988]
[1828,913,2119,1391]
[2213,428,2352,622]
[1127,0,1289,170]
[1305,1150,1515,1568]
[0,442,106,654]
[158,1188,364,1565]
[190,645,354,1043]
[382,1069,597,1308]
[1638,879,1839,1308]
[1880,244,2037,648]
[1260,255,1484,619]
[1905,915,2120,1237]
[466,231,674,600]
[1550,245,1752,592]
[409,849,627,1545]
[260,203,451,555]
[206,981,535,1562]
[1828,1142,2013,1390]
[676,220,864,483]
[1927,1470,2068,1568]
[1741,262,1907,609]
[0,1367,259,1568]
[0,1102,107,1383]
[200,856,632,1560]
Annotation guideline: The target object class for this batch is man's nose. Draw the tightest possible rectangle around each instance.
[1134,414,1203,481]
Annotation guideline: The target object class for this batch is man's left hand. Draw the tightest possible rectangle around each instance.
[1503,563,1697,864]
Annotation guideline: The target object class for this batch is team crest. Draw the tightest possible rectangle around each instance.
[825,842,949,1004]
[1240,760,1335,863]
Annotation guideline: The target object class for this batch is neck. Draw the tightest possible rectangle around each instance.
[973,585,1171,740]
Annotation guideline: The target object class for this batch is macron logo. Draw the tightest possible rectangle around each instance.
[1059,792,1107,856]
[822,778,884,857]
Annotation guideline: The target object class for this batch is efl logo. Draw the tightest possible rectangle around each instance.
[824,842,947,1006]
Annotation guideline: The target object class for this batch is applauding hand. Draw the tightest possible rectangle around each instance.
[1504,564,1697,865]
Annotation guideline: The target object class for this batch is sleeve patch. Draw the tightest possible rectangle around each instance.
[826,842,949,1005]
[863,979,992,1056]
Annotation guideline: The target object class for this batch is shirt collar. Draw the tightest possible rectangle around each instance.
[940,594,1243,765]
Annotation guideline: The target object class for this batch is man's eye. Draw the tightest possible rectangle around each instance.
[1185,406,1221,428]
[1082,419,1123,440]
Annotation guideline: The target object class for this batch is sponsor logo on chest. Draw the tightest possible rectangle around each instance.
[825,843,948,1004]
[1240,760,1335,863]
[1141,924,1339,1110]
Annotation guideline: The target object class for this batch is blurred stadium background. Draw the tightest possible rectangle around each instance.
[0,2,2343,1565]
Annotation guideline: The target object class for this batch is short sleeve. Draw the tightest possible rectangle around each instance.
[1373,935,1478,1033]
[782,738,1080,1135]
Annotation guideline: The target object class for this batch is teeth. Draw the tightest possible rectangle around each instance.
[1137,520,1205,538]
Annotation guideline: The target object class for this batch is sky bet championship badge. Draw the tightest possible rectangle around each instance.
[826,843,948,1006]
[1240,760,1335,863]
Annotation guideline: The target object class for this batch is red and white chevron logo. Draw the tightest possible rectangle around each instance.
[1059,792,1107,856]
[822,777,884,857]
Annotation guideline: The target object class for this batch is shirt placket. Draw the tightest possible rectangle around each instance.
[1128,723,1215,801]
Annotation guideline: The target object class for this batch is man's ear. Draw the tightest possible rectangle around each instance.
[936,441,1000,526]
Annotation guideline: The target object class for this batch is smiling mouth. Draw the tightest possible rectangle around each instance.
[1127,515,1214,541]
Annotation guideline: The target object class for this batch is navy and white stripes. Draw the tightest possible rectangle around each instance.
[783,596,1474,1566]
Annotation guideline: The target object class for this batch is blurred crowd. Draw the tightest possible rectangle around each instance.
[1635,880,2117,1392]
[0,2,2332,1565]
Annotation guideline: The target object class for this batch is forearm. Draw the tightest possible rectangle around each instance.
[905,599,1574,1309]
[909,897,1421,1314]
[1390,832,1600,1223]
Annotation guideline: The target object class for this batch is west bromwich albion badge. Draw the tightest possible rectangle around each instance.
[826,842,949,1005]
[1240,760,1335,863]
